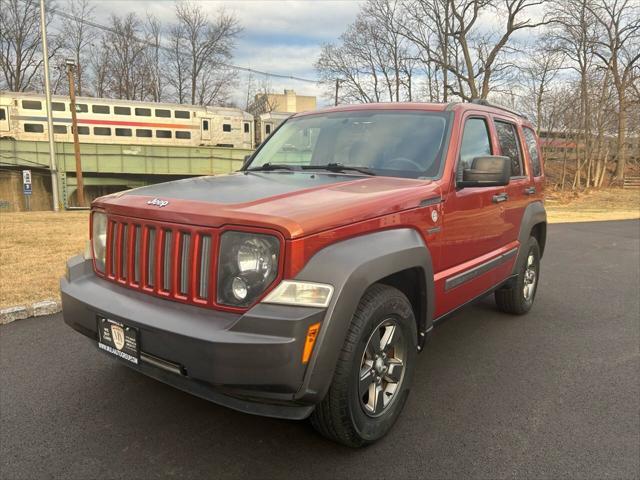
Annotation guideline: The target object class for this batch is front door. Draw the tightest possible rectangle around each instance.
[437,113,509,316]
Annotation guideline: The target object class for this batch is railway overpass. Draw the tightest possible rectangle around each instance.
[0,138,252,210]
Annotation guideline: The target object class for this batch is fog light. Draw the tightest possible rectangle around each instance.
[232,276,248,301]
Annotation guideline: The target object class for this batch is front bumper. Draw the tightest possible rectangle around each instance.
[61,256,326,420]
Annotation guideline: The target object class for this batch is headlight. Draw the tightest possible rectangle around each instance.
[217,231,280,307]
[91,212,107,272]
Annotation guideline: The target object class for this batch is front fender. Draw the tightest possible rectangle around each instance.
[292,228,434,402]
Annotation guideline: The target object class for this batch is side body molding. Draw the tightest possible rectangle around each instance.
[513,200,547,274]
[292,228,434,402]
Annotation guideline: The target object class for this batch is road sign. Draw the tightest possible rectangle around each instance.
[22,170,32,186]
[23,183,32,195]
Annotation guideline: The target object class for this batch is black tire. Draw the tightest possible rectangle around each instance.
[310,283,417,447]
[495,236,541,314]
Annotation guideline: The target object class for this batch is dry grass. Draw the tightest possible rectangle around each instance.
[0,211,89,309]
[0,188,638,309]
[546,188,640,223]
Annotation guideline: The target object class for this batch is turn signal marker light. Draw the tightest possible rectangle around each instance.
[302,323,321,364]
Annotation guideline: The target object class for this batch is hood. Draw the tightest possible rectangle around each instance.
[94,172,440,239]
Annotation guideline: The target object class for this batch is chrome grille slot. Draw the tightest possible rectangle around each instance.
[162,230,172,291]
[147,227,156,287]
[121,224,129,280]
[199,235,211,299]
[133,225,141,283]
[180,233,191,295]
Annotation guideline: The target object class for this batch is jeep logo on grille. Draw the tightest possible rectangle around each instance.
[147,198,169,207]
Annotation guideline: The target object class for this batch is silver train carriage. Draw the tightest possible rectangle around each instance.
[0,92,255,149]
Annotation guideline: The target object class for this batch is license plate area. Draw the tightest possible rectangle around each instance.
[97,317,140,365]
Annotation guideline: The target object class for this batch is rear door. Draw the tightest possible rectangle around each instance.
[493,118,529,248]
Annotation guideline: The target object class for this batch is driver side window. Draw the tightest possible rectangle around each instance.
[459,117,492,174]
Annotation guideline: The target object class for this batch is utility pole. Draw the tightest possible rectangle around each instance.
[39,0,60,211]
[66,58,85,207]
[334,79,341,106]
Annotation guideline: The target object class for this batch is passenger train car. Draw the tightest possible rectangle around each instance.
[0,92,289,149]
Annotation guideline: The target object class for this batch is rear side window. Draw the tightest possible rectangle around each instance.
[114,106,131,115]
[156,130,172,138]
[459,117,492,171]
[495,121,524,177]
[175,110,190,119]
[53,125,67,134]
[135,108,151,117]
[52,102,65,111]
[155,109,170,118]
[523,128,542,177]
[115,128,132,137]
[175,131,191,139]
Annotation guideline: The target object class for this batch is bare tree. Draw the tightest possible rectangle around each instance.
[143,14,164,102]
[175,1,240,105]
[60,0,96,96]
[588,0,640,180]
[165,24,189,104]
[0,0,58,91]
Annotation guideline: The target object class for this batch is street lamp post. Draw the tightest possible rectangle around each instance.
[66,58,85,207]
[39,0,60,211]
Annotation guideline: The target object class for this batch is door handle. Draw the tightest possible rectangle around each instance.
[492,193,509,203]
[524,186,536,195]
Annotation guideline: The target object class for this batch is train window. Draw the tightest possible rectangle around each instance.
[244,123,250,133]
[114,106,131,115]
[156,130,172,138]
[53,125,67,134]
[116,128,132,137]
[24,123,44,133]
[0,108,5,120]
[135,108,151,116]
[155,109,170,118]
[75,104,88,113]
[222,124,232,132]
[22,100,42,110]
[94,127,111,136]
[202,120,209,131]
[92,105,110,114]
[136,129,152,137]
[52,102,65,111]
[175,110,190,119]
[265,124,272,135]
[176,131,191,139]
[72,126,90,135]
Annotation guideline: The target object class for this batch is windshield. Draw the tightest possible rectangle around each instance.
[246,110,451,179]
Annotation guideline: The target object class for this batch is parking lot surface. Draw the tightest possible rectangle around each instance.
[1,220,638,479]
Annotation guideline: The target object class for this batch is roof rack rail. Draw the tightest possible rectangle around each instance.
[470,98,528,119]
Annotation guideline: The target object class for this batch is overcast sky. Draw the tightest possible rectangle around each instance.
[78,0,365,104]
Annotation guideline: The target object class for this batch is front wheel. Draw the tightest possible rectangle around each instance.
[310,284,417,447]
[495,236,541,314]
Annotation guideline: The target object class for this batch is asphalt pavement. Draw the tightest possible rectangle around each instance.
[1,220,639,479]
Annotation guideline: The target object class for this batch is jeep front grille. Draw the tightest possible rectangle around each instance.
[104,216,216,306]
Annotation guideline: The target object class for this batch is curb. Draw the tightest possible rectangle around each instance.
[0,299,61,325]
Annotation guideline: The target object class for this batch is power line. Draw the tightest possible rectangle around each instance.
[21,0,318,84]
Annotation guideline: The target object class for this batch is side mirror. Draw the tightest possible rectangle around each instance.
[458,155,511,188]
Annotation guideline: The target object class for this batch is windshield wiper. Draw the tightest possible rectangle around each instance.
[302,163,376,176]
[246,163,298,172]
